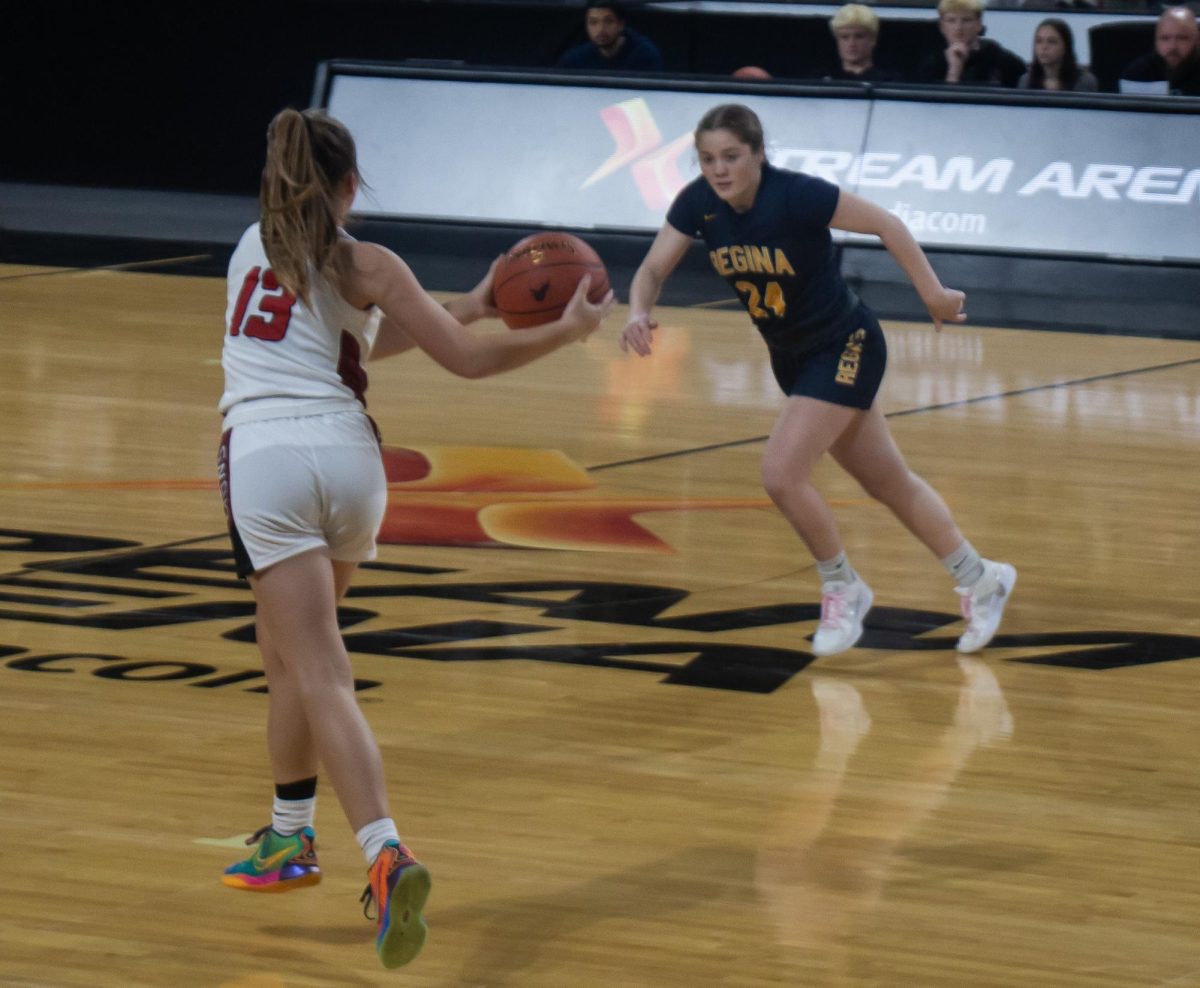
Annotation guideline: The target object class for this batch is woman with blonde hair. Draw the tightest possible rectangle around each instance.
[217,107,612,969]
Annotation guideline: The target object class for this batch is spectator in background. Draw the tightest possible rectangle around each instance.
[822,4,901,81]
[1119,7,1200,96]
[918,0,1025,87]
[557,1,664,72]
[1019,18,1098,91]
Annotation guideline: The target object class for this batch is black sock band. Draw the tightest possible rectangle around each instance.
[275,776,317,801]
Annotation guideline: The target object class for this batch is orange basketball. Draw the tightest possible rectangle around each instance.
[493,232,610,329]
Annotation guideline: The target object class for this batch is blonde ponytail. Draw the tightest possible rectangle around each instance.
[259,108,358,305]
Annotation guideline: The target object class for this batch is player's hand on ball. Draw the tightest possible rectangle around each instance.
[465,256,503,322]
[619,312,658,356]
[562,275,615,341]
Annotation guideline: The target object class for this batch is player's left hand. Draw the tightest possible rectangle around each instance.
[925,287,967,333]
[465,256,503,322]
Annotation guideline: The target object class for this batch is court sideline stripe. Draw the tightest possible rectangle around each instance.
[0,254,213,282]
[587,354,1200,471]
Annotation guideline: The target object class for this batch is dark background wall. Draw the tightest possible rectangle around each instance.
[3,0,940,195]
[3,1,563,193]
[3,1,1162,198]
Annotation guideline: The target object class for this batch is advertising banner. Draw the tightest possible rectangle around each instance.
[327,72,1200,262]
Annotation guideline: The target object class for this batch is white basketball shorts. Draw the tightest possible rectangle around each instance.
[218,410,386,578]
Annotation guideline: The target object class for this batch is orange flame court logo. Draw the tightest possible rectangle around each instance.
[378,444,766,553]
[0,446,768,555]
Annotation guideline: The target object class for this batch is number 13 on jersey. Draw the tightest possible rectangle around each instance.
[229,266,297,341]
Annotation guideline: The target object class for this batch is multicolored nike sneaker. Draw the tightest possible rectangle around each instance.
[221,825,321,892]
[360,842,431,969]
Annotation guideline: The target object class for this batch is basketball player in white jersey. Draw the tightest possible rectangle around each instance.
[217,107,613,970]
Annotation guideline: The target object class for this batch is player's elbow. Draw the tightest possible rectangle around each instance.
[455,361,491,380]
[877,211,911,244]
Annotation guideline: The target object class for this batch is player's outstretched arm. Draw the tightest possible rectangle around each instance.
[620,224,693,356]
[830,190,967,332]
[443,256,502,326]
[372,257,503,361]
[350,242,612,379]
[369,316,417,361]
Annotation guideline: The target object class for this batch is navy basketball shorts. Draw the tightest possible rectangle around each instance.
[768,305,887,410]
[218,410,387,579]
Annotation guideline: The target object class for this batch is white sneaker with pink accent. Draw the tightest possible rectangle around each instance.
[812,577,874,657]
[955,561,1017,653]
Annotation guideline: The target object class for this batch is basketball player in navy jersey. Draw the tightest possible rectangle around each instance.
[620,103,1015,657]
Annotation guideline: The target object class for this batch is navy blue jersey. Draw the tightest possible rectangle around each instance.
[666,163,858,355]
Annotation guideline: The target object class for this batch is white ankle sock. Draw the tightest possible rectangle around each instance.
[817,551,855,587]
[356,818,401,865]
[272,795,316,835]
[942,540,985,588]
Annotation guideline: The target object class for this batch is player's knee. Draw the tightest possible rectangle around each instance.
[295,672,354,714]
[286,645,355,696]
[760,455,807,503]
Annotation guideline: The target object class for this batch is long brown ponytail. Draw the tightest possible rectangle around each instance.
[259,108,359,305]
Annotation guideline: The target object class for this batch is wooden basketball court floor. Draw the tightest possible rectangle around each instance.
[1,258,1197,987]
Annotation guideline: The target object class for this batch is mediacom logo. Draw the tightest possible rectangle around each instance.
[582,98,694,210]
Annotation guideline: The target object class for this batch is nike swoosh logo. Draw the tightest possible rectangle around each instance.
[253,846,298,871]
[703,213,716,222]
[531,282,551,302]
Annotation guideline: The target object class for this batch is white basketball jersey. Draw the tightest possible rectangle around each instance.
[219,223,380,426]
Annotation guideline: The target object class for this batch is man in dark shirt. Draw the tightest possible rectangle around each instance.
[1119,7,1200,96]
[918,0,1025,87]
[557,1,664,72]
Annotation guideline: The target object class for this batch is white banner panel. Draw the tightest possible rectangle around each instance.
[837,100,1200,260]
[327,71,1200,262]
